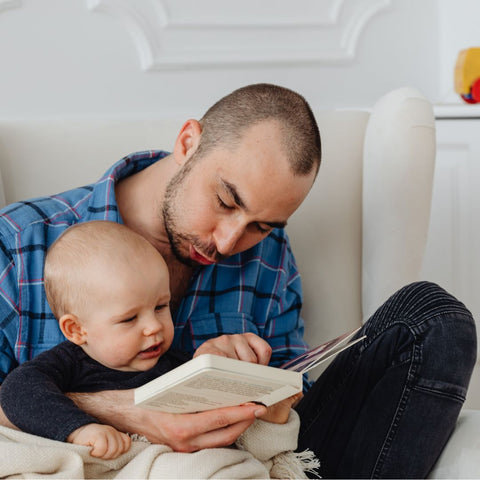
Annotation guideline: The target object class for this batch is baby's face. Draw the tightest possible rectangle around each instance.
[76,248,174,372]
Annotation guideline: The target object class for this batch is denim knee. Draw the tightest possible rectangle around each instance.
[365,281,477,401]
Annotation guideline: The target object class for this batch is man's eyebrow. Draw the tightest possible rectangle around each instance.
[221,179,287,229]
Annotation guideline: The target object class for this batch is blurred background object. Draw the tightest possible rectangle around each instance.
[455,47,480,103]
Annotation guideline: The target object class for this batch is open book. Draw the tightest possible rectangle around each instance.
[134,327,365,413]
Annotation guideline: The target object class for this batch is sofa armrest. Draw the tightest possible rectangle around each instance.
[362,87,436,321]
[428,409,480,478]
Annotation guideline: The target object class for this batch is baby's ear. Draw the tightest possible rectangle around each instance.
[59,314,86,345]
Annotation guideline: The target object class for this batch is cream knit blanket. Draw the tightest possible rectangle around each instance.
[0,411,319,479]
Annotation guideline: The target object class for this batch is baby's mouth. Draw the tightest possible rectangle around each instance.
[143,345,159,352]
[139,343,162,358]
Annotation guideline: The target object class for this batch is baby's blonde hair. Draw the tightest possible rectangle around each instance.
[44,221,163,319]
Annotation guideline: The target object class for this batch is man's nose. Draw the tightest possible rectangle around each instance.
[213,220,246,256]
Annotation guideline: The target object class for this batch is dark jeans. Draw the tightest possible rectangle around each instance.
[296,281,477,479]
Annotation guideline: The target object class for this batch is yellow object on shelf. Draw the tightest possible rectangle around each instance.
[455,47,480,103]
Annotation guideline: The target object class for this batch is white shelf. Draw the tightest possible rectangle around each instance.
[434,103,480,119]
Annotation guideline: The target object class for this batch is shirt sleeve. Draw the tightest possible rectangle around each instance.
[260,234,313,390]
[0,237,20,383]
[260,232,309,362]
[0,344,99,441]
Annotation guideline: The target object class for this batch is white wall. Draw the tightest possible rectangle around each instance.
[0,0,442,119]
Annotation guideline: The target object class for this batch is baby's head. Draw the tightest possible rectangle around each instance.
[44,221,173,372]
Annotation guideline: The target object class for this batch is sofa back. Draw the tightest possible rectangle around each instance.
[0,116,183,205]
[0,111,368,353]
[288,110,370,349]
[0,88,435,366]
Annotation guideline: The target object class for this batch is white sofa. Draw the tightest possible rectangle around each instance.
[0,88,479,477]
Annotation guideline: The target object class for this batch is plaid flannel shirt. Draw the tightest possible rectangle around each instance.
[0,150,308,383]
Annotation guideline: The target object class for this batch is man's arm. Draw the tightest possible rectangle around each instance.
[68,388,266,452]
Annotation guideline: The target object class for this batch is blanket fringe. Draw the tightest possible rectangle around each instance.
[270,449,321,479]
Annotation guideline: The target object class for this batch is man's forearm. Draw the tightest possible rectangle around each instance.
[67,389,136,433]
[68,388,265,452]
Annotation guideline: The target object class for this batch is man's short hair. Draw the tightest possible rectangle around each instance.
[197,83,321,176]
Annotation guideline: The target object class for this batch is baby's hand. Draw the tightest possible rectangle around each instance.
[67,423,131,459]
[257,392,303,424]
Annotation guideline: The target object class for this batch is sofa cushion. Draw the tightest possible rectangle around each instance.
[428,409,480,478]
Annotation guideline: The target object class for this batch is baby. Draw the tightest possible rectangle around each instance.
[1,220,186,458]
[0,221,307,474]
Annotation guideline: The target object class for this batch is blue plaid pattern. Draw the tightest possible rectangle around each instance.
[0,151,308,383]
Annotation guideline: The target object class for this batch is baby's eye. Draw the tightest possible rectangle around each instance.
[121,316,136,323]
[155,304,169,312]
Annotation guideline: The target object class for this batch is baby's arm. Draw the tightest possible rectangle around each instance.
[67,423,131,459]
[0,344,112,443]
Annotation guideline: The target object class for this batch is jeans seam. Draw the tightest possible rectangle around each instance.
[298,343,365,440]
[371,339,421,478]
[364,311,473,349]
[413,384,466,403]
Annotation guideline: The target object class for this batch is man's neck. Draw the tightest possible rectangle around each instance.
[115,154,175,257]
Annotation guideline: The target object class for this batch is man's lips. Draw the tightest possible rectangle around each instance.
[190,245,215,265]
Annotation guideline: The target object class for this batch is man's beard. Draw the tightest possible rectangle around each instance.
[162,155,222,267]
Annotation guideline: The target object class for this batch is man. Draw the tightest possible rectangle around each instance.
[0,83,476,478]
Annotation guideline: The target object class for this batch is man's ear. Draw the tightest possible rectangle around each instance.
[173,119,202,166]
[59,314,87,345]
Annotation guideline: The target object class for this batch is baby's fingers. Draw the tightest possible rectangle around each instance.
[91,430,131,459]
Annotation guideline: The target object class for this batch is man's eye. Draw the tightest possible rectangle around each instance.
[256,223,272,234]
[216,194,234,210]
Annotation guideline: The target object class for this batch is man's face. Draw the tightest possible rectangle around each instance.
[163,120,316,266]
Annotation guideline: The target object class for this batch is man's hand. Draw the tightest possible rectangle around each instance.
[194,333,272,365]
[139,404,268,452]
[69,389,267,452]
[67,423,131,459]
[256,392,303,424]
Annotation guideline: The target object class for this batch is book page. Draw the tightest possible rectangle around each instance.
[136,369,300,413]
[281,326,365,373]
